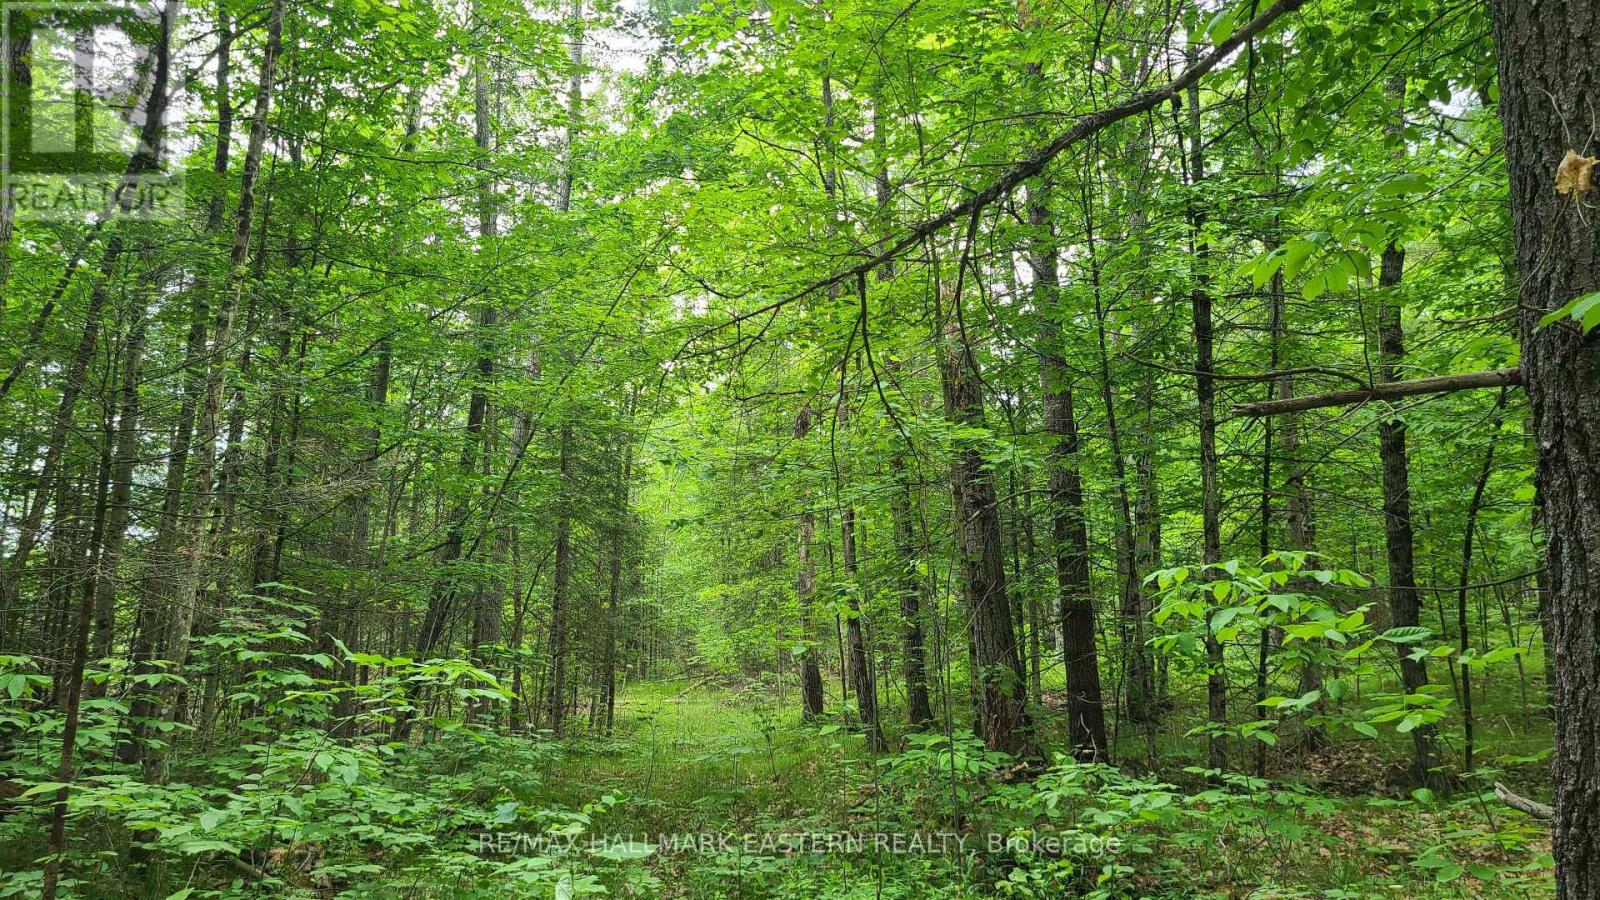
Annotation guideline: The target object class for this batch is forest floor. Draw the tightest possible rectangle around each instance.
[492,676,1557,899]
[0,674,1556,898]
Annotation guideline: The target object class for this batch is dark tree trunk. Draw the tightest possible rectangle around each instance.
[91,299,150,672]
[1030,189,1108,761]
[603,430,633,734]
[1186,48,1227,775]
[889,446,934,728]
[1489,4,1600,894]
[940,314,1033,757]
[841,503,884,750]
[1373,104,1443,783]
[466,20,503,716]
[872,83,931,732]
[1084,198,1155,754]
[413,16,499,669]
[40,3,182,884]
[1254,268,1279,777]
[794,406,826,720]
[546,425,573,737]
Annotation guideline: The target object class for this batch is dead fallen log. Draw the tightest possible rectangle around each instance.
[1495,781,1554,820]
[1231,368,1522,418]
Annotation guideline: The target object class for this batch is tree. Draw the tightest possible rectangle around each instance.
[1489,2,1600,894]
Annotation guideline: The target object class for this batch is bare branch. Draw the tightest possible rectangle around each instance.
[1230,369,1522,418]
[1496,782,1554,820]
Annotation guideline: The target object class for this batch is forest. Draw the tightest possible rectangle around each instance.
[0,0,1597,896]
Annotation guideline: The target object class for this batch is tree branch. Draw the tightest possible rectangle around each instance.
[1495,782,1554,820]
[1230,368,1522,418]
[683,0,1310,347]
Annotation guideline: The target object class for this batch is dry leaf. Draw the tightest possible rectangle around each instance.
[1555,149,1597,195]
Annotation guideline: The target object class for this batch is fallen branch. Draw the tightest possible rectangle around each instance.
[1230,368,1522,418]
[1495,782,1554,820]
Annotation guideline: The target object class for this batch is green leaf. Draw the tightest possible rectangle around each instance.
[1281,240,1316,282]
[1538,291,1600,333]
[1205,6,1239,44]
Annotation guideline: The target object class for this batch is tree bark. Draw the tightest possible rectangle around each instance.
[1030,188,1108,761]
[841,498,884,750]
[794,405,827,720]
[1186,46,1227,774]
[90,291,151,671]
[1489,3,1600,894]
[1372,80,1443,784]
[940,310,1033,757]
[545,425,573,736]
[888,423,934,729]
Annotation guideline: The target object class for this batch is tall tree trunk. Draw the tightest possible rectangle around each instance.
[871,83,932,731]
[118,13,233,757]
[546,425,572,736]
[841,483,885,750]
[40,2,182,885]
[1488,7,1599,891]
[542,0,585,737]
[90,291,151,672]
[794,406,826,720]
[603,429,632,735]
[144,0,284,775]
[889,446,934,729]
[1030,187,1108,761]
[1083,195,1154,756]
[1377,240,1443,785]
[1185,45,1227,775]
[336,337,390,725]
[1254,268,1280,778]
[412,0,501,674]
[467,0,503,700]
[1373,77,1440,787]
[940,305,1033,757]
